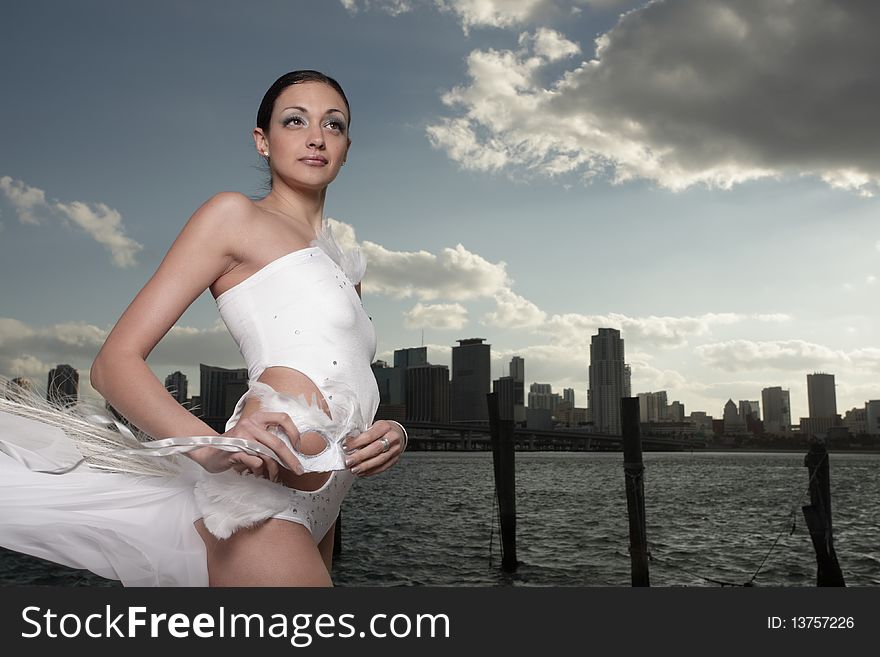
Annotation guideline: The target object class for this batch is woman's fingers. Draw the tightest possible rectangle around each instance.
[253,411,305,474]
[221,410,304,477]
[344,420,402,476]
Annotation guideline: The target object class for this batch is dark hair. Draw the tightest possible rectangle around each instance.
[256,70,351,132]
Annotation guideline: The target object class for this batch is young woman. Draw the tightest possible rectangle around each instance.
[0,70,406,586]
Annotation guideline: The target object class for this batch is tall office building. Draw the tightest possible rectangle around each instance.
[165,370,188,405]
[761,386,791,434]
[723,399,746,433]
[588,328,627,435]
[47,364,78,407]
[668,400,685,422]
[394,347,427,369]
[528,383,560,412]
[394,346,428,407]
[637,391,668,422]
[509,356,525,424]
[372,360,405,405]
[407,364,450,423]
[739,400,760,421]
[866,400,880,436]
[451,338,490,423]
[492,376,516,421]
[510,356,524,382]
[199,364,248,431]
[563,388,575,406]
[807,373,837,419]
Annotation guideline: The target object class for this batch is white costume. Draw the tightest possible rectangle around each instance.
[0,222,379,586]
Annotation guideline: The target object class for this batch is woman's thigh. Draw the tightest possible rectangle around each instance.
[196,518,331,587]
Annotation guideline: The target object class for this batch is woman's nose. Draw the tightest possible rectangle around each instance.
[307,125,325,149]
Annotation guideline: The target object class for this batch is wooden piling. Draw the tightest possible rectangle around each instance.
[802,442,845,586]
[621,397,650,587]
[487,392,517,572]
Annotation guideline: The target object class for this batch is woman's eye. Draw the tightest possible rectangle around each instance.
[325,119,346,132]
[284,116,305,127]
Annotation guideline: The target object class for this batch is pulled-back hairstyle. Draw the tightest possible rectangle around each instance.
[256,70,351,132]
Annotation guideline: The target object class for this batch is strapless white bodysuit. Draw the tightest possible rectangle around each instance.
[0,221,379,586]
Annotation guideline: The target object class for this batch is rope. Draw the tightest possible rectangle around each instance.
[747,448,826,583]
[633,450,827,586]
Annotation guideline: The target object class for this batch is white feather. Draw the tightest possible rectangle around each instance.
[311,219,367,285]
[194,470,293,539]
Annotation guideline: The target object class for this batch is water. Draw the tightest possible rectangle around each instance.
[2,451,878,586]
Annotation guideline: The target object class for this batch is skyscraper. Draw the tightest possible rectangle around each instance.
[393,347,427,369]
[199,364,248,431]
[492,375,516,421]
[723,399,746,434]
[588,328,627,435]
[637,391,668,422]
[165,370,188,405]
[866,400,880,436]
[372,360,405,405]
[562,388,575,406]
[528,383,560,412]
[807,372,837,419]
[510,356,525,424]
[761,386,791,434]
[407,364,450,423]
[451,338,490,423]
[47,364,78,407]
[738,400,760,421]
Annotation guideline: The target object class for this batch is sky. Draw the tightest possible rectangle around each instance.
[1,0,878,423]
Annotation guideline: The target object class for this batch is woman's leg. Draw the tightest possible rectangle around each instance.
[318,521,336,573]
[196,518,332,587]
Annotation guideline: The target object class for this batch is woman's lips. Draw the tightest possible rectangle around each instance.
[299,156,328,166]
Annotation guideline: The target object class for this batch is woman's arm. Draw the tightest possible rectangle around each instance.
[90,192,246,442]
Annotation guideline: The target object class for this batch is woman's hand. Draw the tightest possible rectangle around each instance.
[188,410,304,480]
[342,420,406,476]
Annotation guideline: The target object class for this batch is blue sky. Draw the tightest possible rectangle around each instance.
[1,0,878,422]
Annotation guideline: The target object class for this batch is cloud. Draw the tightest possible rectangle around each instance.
[403,302,469,329]
[482,288,547,328]
[339,1,634,30]
[0,318,243,395]
[540,311,744,348]
[694,339,866,372]
[54,201,143,268]
[339,0,414,17]
[427,1,880,194]
[330,218,512,301]
[364,242,510,299]
[0,176,143,267]
[0,176,47,224]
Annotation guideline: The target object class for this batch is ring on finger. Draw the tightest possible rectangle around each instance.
[380,436,390,453]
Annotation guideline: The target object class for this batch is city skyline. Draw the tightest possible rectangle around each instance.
[10,338,876,430]
[1,2,879,423]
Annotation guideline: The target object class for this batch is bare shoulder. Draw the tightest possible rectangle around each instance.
[169,192,266,264]
[187,192,259,236]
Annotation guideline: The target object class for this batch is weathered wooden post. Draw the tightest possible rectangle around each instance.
[487,392,517,572]
[802,441,845,586]
[621,397,649,587]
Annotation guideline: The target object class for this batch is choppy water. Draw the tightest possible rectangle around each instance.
[2,451,878,587]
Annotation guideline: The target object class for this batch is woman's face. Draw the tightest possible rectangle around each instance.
[255,81,351,191]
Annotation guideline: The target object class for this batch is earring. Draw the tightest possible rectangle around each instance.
[264,151,269,157]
